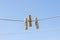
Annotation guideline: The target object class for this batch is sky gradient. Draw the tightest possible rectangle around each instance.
[0,0,60,40]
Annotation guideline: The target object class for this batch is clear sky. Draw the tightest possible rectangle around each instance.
[0,0,60,40]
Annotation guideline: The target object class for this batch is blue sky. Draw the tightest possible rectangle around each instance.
[0,0,60,40]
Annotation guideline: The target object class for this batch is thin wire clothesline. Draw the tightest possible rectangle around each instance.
[0,16,60,35]
[0,16,60,22]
